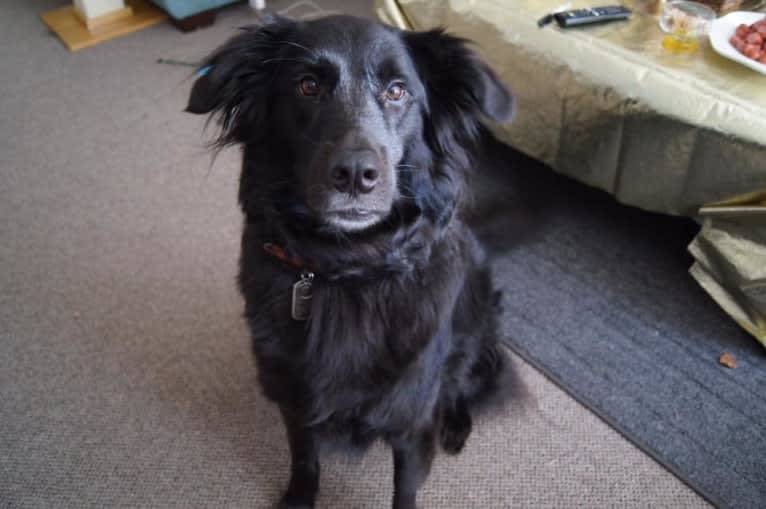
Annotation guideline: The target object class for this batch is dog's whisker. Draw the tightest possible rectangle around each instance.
[278,39,320,59]
[261,57,315,65]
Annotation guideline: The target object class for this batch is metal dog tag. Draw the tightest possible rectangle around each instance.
[291,271,314,321]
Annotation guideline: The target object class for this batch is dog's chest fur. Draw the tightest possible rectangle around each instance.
[241,222,472,435]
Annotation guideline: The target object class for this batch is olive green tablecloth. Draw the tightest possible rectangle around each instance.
[377,0,766,344]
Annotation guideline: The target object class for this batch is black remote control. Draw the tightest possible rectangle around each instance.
[548,6,632,28]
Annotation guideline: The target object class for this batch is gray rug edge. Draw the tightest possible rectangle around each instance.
[503,338,725,509]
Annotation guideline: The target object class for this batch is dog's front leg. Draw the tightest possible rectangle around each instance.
[390,430,436,509]
[279,407,319,509]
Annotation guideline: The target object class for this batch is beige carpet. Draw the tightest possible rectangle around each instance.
[0,1,708,507]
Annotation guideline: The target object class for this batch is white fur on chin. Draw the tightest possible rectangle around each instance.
[327,215,382,232]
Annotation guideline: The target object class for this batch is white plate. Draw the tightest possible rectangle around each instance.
[708,11,766,75]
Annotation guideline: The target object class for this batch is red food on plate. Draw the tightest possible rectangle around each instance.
[746,32,763,45]
[731,17,766,65]
[743,44,760,59]
[736,24,749,38]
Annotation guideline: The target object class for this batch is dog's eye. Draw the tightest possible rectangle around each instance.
[298,77,320,97]
[385,82,406,102]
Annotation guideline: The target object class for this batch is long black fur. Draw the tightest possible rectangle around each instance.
[188,15,516,509]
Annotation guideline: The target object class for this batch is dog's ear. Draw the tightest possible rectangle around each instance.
[402,30,513,225]
[186,65,222,115]
[186,16,295,144]
[403,29,514,131]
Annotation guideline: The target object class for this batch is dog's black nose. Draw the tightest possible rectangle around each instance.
[330,151,380,194]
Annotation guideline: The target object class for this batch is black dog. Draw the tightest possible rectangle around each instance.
[187,14,515,509]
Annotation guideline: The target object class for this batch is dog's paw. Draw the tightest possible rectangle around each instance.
[440,408,472,454]
[279,489,316,509]
[279,495,315,509]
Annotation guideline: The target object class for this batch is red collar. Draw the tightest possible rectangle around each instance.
[262,243,307,269]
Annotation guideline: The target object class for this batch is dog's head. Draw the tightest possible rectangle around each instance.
[188,15,513,234]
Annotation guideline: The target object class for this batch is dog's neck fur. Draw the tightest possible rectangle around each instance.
[249,203,445,282]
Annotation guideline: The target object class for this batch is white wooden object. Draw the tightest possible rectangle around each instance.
[74,0,126,19]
